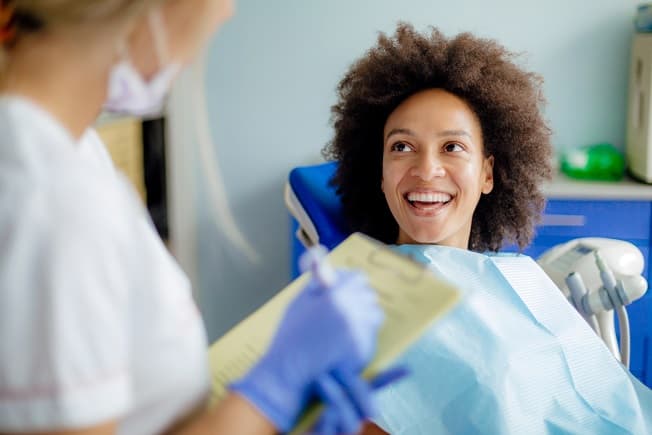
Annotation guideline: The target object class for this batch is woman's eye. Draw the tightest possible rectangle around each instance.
[391,142,413,153]
[444,142,464,152]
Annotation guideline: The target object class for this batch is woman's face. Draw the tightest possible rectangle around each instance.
[381,88,494,249]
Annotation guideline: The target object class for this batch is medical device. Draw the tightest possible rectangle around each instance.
[538,238,648,367]
[627,31,652,183]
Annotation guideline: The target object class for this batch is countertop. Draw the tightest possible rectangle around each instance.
[544,173,652,200]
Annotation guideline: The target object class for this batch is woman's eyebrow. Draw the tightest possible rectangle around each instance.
[437,129,471,138]
[385,128,416,140]
[385,128,472,141]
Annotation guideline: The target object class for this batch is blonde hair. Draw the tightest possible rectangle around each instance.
[0,0,167,69]
[10,0,166,28]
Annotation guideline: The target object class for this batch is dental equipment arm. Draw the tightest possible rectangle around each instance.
[617,305,630,367]
[538,238,648,367]
[565,272,601,335]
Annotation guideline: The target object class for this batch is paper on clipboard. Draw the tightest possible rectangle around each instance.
[207,233,461,433]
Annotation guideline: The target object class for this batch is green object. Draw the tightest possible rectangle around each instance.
[560,143,625,181]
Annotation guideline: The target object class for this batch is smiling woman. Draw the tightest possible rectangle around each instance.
[323,23,552,252]
[321,23,652,435]
[381,88,494,248]
[322,23,561,434]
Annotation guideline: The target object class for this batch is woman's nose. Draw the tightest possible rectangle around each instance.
[410,154,446,180]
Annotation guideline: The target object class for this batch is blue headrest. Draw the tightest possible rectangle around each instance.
[288,162,350,250]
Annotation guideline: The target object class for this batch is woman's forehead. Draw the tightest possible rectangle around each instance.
[384,89,483,141]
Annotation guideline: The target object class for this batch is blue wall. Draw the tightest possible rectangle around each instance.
[196,0,640,341]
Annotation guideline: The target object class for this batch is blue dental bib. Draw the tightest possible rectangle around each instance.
[374,245,652,434]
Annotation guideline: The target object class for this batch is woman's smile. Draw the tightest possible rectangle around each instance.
[404,190,454,216]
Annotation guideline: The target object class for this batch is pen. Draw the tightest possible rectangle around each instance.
[299,244,337,288]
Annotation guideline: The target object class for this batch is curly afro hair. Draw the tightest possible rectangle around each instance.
[322,23,553,252]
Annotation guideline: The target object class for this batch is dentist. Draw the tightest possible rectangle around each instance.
[0,1,384,434]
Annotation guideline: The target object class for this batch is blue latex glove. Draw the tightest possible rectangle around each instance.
[311,366,410,435]
[231,256,384,432]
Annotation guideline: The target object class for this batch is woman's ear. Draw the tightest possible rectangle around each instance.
[482,155,494,194]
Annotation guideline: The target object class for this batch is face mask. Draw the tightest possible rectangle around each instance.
[107,10,259,261]
[104,9,179,116]
[104,60,180,116]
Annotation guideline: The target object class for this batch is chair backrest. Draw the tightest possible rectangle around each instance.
[285,162,349,250]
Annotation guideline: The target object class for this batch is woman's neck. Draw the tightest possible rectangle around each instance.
[0,31,114,140]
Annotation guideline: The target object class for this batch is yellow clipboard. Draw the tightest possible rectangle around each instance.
[207,233,460,433]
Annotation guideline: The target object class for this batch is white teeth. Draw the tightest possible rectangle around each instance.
[407,192,452,203]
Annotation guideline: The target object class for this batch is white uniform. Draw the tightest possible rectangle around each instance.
[0,97,210,434]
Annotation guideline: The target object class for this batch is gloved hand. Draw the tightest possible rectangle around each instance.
[230,249,384,432]
[311,366,409,435]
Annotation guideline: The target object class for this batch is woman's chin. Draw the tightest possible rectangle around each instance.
[399,230,445,245]
[398,228,467,249]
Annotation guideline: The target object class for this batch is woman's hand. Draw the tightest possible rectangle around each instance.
[230,248,384,433]
[312,366,407,435]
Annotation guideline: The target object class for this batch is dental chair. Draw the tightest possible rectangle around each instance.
[285,161,651,386]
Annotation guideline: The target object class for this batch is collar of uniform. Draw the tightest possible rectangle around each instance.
[0,95,89,177]
[0,95,79,156]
